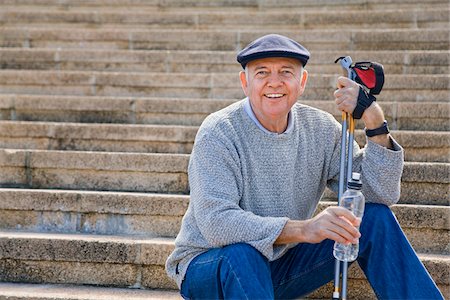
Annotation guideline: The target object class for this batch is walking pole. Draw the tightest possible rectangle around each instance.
[332,55,385,299]
[333,111,348,300]
[332,56,354,300]
[341,115,355,300]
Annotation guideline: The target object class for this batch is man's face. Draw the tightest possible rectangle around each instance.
[239,57,308,130]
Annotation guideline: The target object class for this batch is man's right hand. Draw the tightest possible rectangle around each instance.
[275,207,361,245]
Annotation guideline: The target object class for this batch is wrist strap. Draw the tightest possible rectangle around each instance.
[365,120,390,137]
[353,86,376,120]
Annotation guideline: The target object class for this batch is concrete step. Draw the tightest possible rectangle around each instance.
[0,27,448,51]
[0,121,448,162]
[0,231,178,290]
[0,148,190,194]
[0,149,447,205]
[0,70,448,102]
[0,231,448,299]
[1,48,448,75]
[1,95,448,131]
[0,282,181,300]
[0,8,446,30]
[0,189,188,237]
[0,189,447,254]
[0,121,198,156]
[1,0,448,11]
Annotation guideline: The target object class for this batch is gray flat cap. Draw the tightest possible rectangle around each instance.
[237,34,310,69]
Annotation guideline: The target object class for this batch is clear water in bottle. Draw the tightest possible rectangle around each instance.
[333,172,365,262]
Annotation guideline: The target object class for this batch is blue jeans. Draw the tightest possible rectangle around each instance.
[180,204,444,299]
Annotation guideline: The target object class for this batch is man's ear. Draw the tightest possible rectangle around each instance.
[239,71,249,96]
[298,69,308,96]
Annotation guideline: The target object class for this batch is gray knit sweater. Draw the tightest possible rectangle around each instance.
[165,99,404,288]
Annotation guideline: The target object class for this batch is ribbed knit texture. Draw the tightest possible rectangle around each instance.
[166,100,404,288]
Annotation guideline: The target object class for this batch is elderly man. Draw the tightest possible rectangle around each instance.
[165,34,443,299]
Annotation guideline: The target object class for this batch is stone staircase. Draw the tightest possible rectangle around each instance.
[0,0,448,299]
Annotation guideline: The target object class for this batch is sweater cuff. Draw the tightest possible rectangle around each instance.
[250,216,289,261]
[365,136,403,158]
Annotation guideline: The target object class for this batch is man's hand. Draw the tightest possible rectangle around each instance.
[334,76,393,149]
[275,206,361,245]
[334,76,359,115]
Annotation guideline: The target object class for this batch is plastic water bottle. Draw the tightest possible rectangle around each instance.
[333,172,365,262]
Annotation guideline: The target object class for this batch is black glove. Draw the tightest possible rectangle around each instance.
[353,86,376,119]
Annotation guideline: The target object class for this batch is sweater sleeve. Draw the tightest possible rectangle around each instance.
[359,138,404,205]
[327,118,404,206]
[188,134,289,261]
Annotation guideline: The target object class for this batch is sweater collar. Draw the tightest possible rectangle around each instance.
[243,97,294,135]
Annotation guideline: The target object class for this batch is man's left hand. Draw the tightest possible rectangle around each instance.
[334,76,393,149]
[334,76,359,114]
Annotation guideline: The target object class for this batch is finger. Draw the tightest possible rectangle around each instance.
[322,229,351,244]
[331,216,361,240]
[336,102,355,114]
[323,222,359,244]
[334,86,349,98]
[329,207,362,228]
[319,208,361,242]
[334,88,341,98]
[331,207,359,224]
[336,76,352,89]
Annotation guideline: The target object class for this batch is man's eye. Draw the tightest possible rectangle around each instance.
[256,71,268,76]
[282,70,293,75]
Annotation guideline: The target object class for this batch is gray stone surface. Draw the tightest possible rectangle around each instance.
[0,8,446,30]
[0,94,448,130]
[1,49,448,75]
[0,232,447,297]
[0,0,448,298]
[0,121,447,161]
[1,27,448,51]
[0,282,181,300]
[1,70,448,101]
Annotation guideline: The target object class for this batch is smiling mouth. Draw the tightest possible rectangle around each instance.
[264,93,285,99]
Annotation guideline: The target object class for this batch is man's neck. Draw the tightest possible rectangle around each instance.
[245,99,290,134]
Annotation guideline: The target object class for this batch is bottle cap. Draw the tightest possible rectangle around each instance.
[348,172,362,190]
[351,172,361,181]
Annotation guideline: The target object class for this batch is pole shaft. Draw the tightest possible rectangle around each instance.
[342,262,349,300]
[333,112,349,299]
[341,116,355,300]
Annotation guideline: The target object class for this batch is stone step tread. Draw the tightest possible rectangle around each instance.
[0,189,448,248]
[1,94,448,120]
[0,121,448,163]
[0,0,448,15]
[0,148,448,183]
[0,148,189,172]
[2,48,448,65]
[0,230,448,293]
[2,26,447,38]
[0,282,181,300]
[0,188,447,230]
[1,0,448,8]
[0,8,446,29]
[1,27,447,53]
[0,120,448,147]
[2,48,448,75]
[1,230,448,266]
[1,72,447,101]
[2,7,448,18]
[0,188,190,217]
[0,70,447,89]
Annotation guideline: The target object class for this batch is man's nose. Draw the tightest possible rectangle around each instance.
[267,73,283,87]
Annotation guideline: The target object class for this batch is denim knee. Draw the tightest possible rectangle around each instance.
[219,243,266,263]
[362,203,398,229]
[359,203,402,255]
